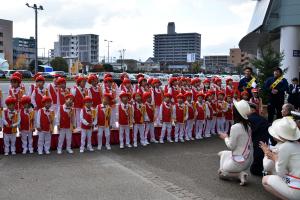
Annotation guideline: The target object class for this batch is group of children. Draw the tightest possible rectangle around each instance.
[1,72,262,155]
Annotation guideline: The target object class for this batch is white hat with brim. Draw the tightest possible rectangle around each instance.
[233,100,251,120]
[268,117,300,141]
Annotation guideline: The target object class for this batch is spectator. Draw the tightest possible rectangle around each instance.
[264,67,289,123]
[238,67,257,97]
[287,78,300,110]
[281,103,295,118]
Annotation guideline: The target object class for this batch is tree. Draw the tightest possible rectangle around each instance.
[103,64,113,72]
[50,57,68,72]
[29,59,43,72]
[15,54,28,69]
[250,45,284,104]
[191,62,200,73]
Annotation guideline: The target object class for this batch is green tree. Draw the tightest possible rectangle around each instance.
[103,64,113,72]
[191,62,200,73]
[50,57,68,72]
[250,45,284,104]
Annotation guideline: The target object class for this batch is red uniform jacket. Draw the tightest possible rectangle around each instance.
[186,101,195,120]
[225,103,233,120]
[133,103,144,124]
[175,103,185,123]
[81,107,93,130]
[96,104,111,127]
[73,86,87,109]
[161,102,172,123]
[59,105,73,129]
[89,86,102,108]
[3,109,18,134]
[39,108,52,132]
[20,108,34,131]
[58,88,70,106]
[153,88,163,106]
[145,102,154,123]
[118,104,131,126]
[48,83,58,105]
[195,102,205,120]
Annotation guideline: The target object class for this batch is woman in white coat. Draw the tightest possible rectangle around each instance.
[261,117,300,200]
[218,100,253,186]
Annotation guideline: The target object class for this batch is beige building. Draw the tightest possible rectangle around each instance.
[0,19,13,67]
[229,48,254,68]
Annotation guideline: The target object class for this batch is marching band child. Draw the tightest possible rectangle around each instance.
[159,93,173,143]
[31,75,48,111]
[9,75,25,110]
[71,76,88,131]
[224,95,234,133]
[2,96,20,155]
[173,93,187,142]
[36,96,55,155]
[151,78,163,126]
[249,88,262,115]
[143,92,158,144]
[225,78,234,96]
[120,78,133,94]
[216,91,228,134]
[95,93,112,150]
[210,91,218,135]
[87,74,102,108]
[202,79,211,93]
[20,96,35,154]
[118,91,133,149]
[195,93,206,139]
[47,74,60,111]
[57,77,70,106]
[56,94,75,154]
[80,96,95,153]
[184,92,196,141]
[133,92,146,147]
[191,78,202,101]
[241,91,250,101]
[167,77,180,103]
[136,77,149,93]
[103,75,118,128]
[204,92,213,138]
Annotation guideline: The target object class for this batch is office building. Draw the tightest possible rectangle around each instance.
[0,19,13,66]
[154,22,201,64]
[55,34,99,64]
[13,37,36,65]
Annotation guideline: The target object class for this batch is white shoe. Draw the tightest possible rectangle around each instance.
[159,140,164,144]
[133,143,138,148]
[185,137,190,141]
[239,171,248,186]
[205,134,211,138]
[45,151,51,155]
[38,151,43,155]
[22,150,27,154]
[29,150,34,154]
[175,138,178,143]
[57,150,62,155]
[4,152,9,156]
[88,148,94,152]
[141,142,147,147]
[151,139,158,143]
[106,145,111,150]
[12,152,16,155]
[167,139,173,143]
[180,138,185,143]
[126,144,132,148]
[190,137,195,141]
[120,144,124,149]
[80,149,84,153]
[97,146,102,150]
[67,149,74,154]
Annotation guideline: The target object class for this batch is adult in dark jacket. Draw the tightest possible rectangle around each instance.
[263,67,289,123]
[248,103,271,176]
[287,78,300,110]
[238,67,257,98]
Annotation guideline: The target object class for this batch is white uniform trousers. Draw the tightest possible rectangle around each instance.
[110,106,117,128]
[38,131,51,153]
[185,120,195,139]
[154,106,161,125]
[195,120,205,139]
[160,122,172,142]
[57,128,72,151]
[225,120,234,133]
[134,123,145,145]
[3,133,16,154]
[98,127,110,148]
[119,125,130,146]
[145,122,156,142]
[174,123,185,141]
[80,129,93,150]
[75,108,81,129]
[204,119,212,137]
[211,116,217,134]
[21,131,33,152]
[216,117,226,134]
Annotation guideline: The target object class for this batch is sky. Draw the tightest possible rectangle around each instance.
[1,0,256,61]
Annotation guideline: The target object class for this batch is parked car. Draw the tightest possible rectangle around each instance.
[40,72,53,78]
[50,71,67,78]
[18,70,33,78]
[4,70,16,78]
[0,70,6,78]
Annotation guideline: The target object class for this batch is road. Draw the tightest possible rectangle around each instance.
[0,137,275,200]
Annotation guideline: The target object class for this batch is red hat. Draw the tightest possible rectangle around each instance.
[226,94,233,98]
[251,88,259,93]
[133,92,142,100]
[35,75,45,82]
[13,71,23,80]
[104,77,113,83]
[20,96,31,105]
[33,72,42,80]
[5,96,17,105]
[151,78,161,85]
[168,77,178,84]
[83,96,93,103]
[42,96,52,104]
[87,75,97,84]
[122,78,131,85]
[191,78,200,85]
[56,77,66,85]
[226,78,233,83]
[120,73,128,81]
[214,78,222,84]
[74,75,79,81]
[217,91,225,96]
[143,92,152,102]
[104,73,112,79]
[186,78,191,83]
[176,93,185,100]
[119,91,130,99]
[184,92,193,98]
[205,92,212,100]
[136,73,144,80]
[10,75,21,83]
[147,78,153,85]
[103,93,113,100]
[76,76,86,84]
[196,92,205,99]
[241,91,249,97]
[138,77,146,84]
[65,94,75,101]
[203,79,210,84]
[164,93,172,98]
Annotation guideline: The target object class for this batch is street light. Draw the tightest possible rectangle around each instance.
[119,49,126,72]
[104,39,113,63]
[26,3,44,74]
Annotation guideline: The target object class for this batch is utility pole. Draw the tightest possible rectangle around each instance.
[104,39,112,63]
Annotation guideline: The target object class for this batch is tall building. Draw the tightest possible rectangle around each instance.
[0,19,13,67]
[55,34,99,64]
[154,22,201,64]
[13,37,36,65]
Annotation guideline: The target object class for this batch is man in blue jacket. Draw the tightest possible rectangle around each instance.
[238,67,257,97]
[264,67,289,123]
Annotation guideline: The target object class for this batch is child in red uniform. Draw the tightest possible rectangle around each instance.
[210,91,217,135]
[204,92,213,138]
[184,92,196,141]
[143,92,158,144]
[9,75,25,110]
[47,74,60,111]
[191,78,202,102]
[36,96,54,155]
[95,93,112,150]
[80,96,95,153]
[56,94,75,154]
[249,88,262,115]
[87,74,102,108]
[241,91,250,101]
[20,96,35,154]
[2,96,20,156]
[118,91,133,149]
[136,77,148,93]
[133,93,146,147]
[56,77,70,107]
[31,75,48,111]
[71,76,88,131]
[151,78,163,126]
[195,93,206,139]
[216,91,228,134]
[173,93,187,142]
[159,93,173,143]
[225,78,234,96]
[224,95,234,133]
[166,77,180,103]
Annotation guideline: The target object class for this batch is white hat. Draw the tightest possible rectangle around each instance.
[268,117,300,141]
[233,100,251,119]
